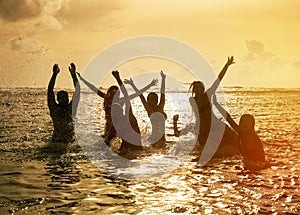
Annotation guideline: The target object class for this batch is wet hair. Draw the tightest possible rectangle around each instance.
[238,114,255,144]
[147,92,158,105]
[239,114,255,130]
[57,90,69,105]
[189,81,205,96]
[104,85,119,114]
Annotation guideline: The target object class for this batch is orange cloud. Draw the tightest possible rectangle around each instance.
[0,0,42,22]
[5,35,49,54]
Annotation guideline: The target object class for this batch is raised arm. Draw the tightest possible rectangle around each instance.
[69,63,80,114]
[212,95,239,133]
[112,71,132,115]
[207,56,235,95]
[158,71,166,108]
[47,64,59,108]
[112,70,128,98]
[124,78,158,112]
[77,73,105,98]
[133,79,158,100]
[69,63,78,88]
[125,78,148,110]
[172,114,196,137]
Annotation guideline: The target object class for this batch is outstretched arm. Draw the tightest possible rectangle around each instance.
[112,70,128,98]
[125,78,157,100]
[158,71,166,108]
[72,81,80,117]
[47,64,59,108]
[212,95,239,133]
[208,56,235,95]
[69,63,78,89]
[124,78,158,113]
[77,72,106,98]
[112,71,131,113]
[69,63,80,114]
[172,114,195,137]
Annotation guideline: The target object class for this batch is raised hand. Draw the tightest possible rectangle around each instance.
[160,70,166,80]
[112,70,120,79]
[226,56,235,66]
[53,64,60,75]
[124,78,133,85]
[69,63,76,74]
[173,114,179,122]
[151,79,158,86]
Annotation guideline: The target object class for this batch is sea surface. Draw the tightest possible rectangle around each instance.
[0,87,299,214]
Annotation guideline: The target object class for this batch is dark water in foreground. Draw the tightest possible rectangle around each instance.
[0,87,299,214]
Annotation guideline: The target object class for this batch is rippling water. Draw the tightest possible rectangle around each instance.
[0,87,299,214]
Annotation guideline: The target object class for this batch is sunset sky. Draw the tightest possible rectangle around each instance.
[0,0,299,88]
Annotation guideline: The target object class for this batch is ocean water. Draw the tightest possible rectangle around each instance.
[0,87,299,214]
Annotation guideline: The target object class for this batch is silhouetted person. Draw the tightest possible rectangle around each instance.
[47,63,79,142]
[77,72,157,148]
[173,56,238,157]
[213,95,266,169]
[125,71,167,148]
[189,56,235,144]
[173,114,180,137]
[77,73,117,146]
[112,71,157,156]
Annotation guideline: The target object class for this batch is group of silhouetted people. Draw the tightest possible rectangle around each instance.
[47,56,267,169]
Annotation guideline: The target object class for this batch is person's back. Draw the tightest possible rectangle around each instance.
[188,56,236,148]
[102,86,118,146]
[147,92,167,147]
[112,103,142,157]
[190,91,212,143]
[125,71,167,148]
[240,133,265,162]
[111,71,144,157]
[239,114,265,163]
[47,63,79,142]
[213,87,266,168]
[49,95,74,142]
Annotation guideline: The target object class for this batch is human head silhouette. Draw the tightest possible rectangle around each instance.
[147,92,158,106]
[106,85,119,100]
[239,114,255,133]
[190,81,205,96]
[57,90,69,107]
[104,85,119,112]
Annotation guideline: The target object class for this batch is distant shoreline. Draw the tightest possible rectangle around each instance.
[1,86,299,94]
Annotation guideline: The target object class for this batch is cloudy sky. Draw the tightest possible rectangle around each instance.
[0,0,299,88]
